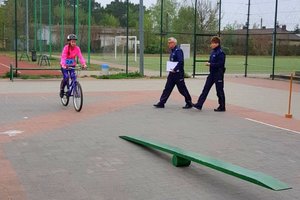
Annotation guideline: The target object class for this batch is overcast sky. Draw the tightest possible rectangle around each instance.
[96,0,299,31]
[0,0,297,30]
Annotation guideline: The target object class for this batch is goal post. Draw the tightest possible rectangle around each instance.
[114,36,137,62]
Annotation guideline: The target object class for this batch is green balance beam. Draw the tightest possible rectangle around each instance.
[119,135,291,191]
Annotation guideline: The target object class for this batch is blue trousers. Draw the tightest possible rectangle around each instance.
[197,70,225,108]
[61,67,76,89]
[159,73,192,104]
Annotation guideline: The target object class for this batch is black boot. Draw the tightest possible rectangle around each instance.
[59,89,64,98]
[182,103,193,109]
[153,102,165,108]
[214,106,226,112]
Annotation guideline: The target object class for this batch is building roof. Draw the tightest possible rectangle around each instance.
[227,25,300,41]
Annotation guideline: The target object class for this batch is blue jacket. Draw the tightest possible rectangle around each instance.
[209,46,226,74]
[170,45,184,76]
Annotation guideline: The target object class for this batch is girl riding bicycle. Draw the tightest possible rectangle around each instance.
[60,34,87,98]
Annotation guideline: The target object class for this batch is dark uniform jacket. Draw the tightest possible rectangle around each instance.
[169,45,184,78]
[209,46,226,74]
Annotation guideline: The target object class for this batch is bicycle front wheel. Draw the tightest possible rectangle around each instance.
[73,81,83,112]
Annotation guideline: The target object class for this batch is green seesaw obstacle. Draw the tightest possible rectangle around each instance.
[119,135,291,191]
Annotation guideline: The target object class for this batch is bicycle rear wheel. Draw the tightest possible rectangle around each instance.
[60,80,69,106]
[73,81,83,112]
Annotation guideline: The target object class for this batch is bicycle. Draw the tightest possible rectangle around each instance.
[60,66,83,112]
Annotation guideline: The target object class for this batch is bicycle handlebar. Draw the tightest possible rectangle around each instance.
[64,65,87,70]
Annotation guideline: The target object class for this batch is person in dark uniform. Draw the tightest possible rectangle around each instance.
[153,37,193,109]
[194,36,226,112]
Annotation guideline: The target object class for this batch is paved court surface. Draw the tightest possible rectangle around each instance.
[0,76,299,200]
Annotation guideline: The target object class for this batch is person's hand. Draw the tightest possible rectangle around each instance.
[82,64,87,70]
[170,69,176,73]
[61,65,67,69]
[205,62,210,67]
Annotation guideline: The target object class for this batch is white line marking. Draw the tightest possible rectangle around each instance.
[0,62,10,69]
[0,130,24,137]
[0,62,22,74]
[245,118,300,134]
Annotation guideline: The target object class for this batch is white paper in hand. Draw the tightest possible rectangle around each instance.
[166,61,178,72]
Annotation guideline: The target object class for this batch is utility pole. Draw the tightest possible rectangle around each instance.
[244,0,251,77]
[139,0,144,76]
[271,0,278,80]
[26,0,29,54]
[73,0,76,33]
[14,0,18,74]
[218,0,221,36]
[126,0,129,74]
[88,0,91,66]
[193,0,198,78]
[159,0,164,77]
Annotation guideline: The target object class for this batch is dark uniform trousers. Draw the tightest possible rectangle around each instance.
[197,68,225,108]
[159,72,192,104]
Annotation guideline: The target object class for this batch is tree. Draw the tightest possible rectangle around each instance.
[102,13,120,27]
[105,0,139,28]
[172,6,195,44]
[149,0,218,34]
[173,6,194,34]
[252,23,260,29]
[1,0,16,49]
[92,4,105,25]
[149,0,178,33]
[222,22,245,55]
[194,0,218,32]
[294,24,299,33]
[0,4,6,49]
[223,21,243,30]
[144,11,160,54]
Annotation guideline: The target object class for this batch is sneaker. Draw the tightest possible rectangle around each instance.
[153,103,165,108]
[59,90,64,98]
[214,107,226,112]
[182,103,193,109]
[193,103,202,110]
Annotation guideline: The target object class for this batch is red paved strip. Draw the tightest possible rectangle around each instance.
[189,96,300,133]
[0,90,157,200]
[0,55,60,76]
[0,149,27,200]
[226,76,300,92]
[0,91,157,144]
[0,90,299,199]
[224,76,300,132]
[161,91,300,133]
[0,62,10,75]
[227,103,300,133]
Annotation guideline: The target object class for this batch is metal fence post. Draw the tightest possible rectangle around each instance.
[10,64,14,81]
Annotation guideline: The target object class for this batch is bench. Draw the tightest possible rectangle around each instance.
[9,64,60,81]
[38,54,50,66]
[119,135,291,191]
[19,52,30,61]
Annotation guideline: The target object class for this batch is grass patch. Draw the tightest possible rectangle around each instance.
[2,72,61,79]
[91,71,144,79]
[18,74,61,79]
[89,53,300,74]
[2,52,299,75]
